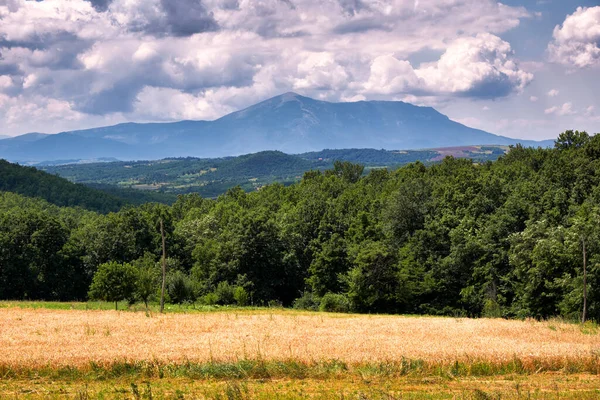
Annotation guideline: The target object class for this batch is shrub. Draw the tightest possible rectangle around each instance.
[482,299,503,318]
[199,292,219,306]
[167,271,196,304]
[233,286,249,306]
[215,281,235,305]
[293,292,319,311]
[319,293,350,313]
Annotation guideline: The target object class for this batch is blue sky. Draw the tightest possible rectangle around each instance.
[0,0,598,141]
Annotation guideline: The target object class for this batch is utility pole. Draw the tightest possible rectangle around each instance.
[582,236,587,324]
[160,218,167,314]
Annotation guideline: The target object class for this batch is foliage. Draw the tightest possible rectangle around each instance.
[132,253,160,308]
[166,270,196,304]
[41,147,508,198]
[88,262,137,309]
[319,293,351,313]
[4,131,600,320]
[0,159,125,213]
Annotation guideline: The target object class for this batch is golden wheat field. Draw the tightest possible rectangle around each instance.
[1,307,599,368]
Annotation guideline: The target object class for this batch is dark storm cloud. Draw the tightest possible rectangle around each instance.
[0,31,80,51]
[332,17,391,34]
[0,62,22,77]
[337,0,368,16]
[76,83,142,114]
[0,48,24,77]
[137,0,219,37]
[0,31,90,71]
[85,0,114,12]
[460,74,514,99]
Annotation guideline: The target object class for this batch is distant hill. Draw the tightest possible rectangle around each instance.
[0,159,177,212]
[42,146,511,198]
[0,93,554,162]
[0,159,126,213]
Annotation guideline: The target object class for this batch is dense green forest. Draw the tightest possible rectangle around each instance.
[41,147,507,198]
[0,159,126,213]
[1,131,599,320]
[0,160,177,211]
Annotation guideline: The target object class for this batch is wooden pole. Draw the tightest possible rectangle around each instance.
[582,237,587,324]
[160,218,167,314]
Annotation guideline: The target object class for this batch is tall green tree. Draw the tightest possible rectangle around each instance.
[88,261,137,310]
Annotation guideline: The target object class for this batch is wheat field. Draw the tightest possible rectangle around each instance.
[1,307,598,368]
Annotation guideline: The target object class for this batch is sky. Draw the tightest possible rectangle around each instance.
[0,0,599,140]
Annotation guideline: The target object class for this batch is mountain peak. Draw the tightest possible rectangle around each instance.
[0,93,553,162]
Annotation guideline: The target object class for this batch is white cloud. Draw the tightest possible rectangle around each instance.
[363,55,422,94]
[548,6,600,68]
[362,33,532,98]
[0,0,533,134]
[545,102,576,116]
[530,96,539,102]
[293,52,350,91]
[415,33,532,97]
[585,105,596,117]
[547,89,559,97]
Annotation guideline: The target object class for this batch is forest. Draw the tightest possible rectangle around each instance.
[40,147,507,198]
[0,130,598,320]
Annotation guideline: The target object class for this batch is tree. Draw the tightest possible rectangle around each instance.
[88,261,137,310]
[132,254,159,309]
[555,130,589,150]
[331,161,364,183]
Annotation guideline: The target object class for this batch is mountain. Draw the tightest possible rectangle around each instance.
[0,93,554,162]
[0,135,11,140]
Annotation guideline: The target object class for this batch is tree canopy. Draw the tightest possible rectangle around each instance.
[2,131,600,321]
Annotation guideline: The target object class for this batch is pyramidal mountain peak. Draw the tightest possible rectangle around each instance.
[0,93,553,162]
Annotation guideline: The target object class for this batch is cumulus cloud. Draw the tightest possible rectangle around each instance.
[547,89,559,97]
[362,33,532,98]
[415,33,533,98]
[545,102,576,116]
[0,0,535,135]
[85,0,113,12]
[530,96,538,102]
[548,6,600,68]
[363,55,422,94]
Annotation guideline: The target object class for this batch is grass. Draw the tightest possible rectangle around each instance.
[3,373,600,399]
[0,300,270,313]
[2,303,600,399]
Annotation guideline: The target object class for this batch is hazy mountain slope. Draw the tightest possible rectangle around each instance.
[200,93,531,154]
[0,93,554,162]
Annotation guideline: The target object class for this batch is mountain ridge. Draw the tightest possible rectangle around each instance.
[0,93,554,162]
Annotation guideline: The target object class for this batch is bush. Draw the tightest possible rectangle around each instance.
[319,293,350,313]
[198,292,219,306]
[167,271,196,304]
[215,281,235,305]
[482,299,503,318]
[233,286,249,306]
[293,291,320,311]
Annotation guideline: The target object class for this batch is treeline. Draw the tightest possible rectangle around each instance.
[1,130,599,320]
[0,159,125,213]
